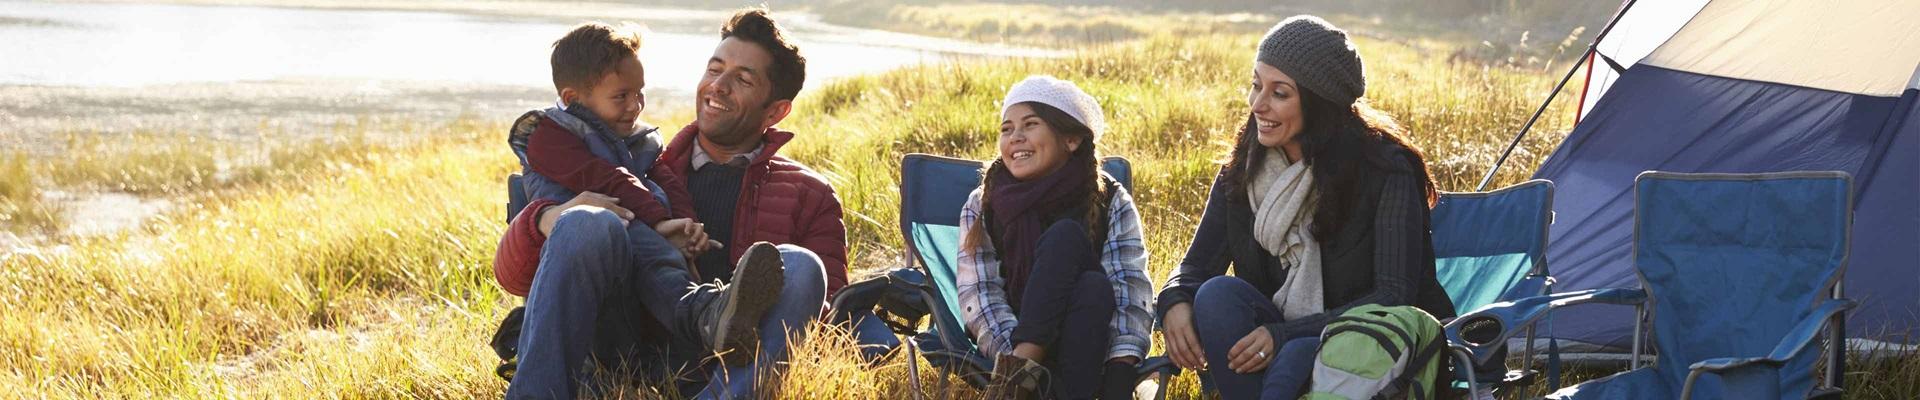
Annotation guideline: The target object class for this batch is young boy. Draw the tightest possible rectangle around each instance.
[499,22,713,300]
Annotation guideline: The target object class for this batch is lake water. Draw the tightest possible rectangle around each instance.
[0,1,978,98]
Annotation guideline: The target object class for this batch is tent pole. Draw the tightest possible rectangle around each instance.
[1475,0,1644,191]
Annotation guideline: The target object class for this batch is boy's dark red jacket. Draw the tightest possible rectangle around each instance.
[494,124,850,303]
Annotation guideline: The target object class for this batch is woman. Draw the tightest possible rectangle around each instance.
[956,75,1154,400]
[1153,16,1456,399]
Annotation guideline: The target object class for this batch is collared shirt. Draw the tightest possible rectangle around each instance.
[954,185,1155,361]
[690,140,764,171]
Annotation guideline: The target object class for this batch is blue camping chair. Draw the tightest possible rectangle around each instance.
[890,153,1180,398]
[1449,171,1854,400]
[1432,180,1557,395]
[507,173,528,223]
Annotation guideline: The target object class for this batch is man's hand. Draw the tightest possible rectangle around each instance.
[1163,302,1207,370]
[538,192,632,237]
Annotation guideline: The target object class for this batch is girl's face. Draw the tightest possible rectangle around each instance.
[1249,62,1307,154]
[999,103,1082,180]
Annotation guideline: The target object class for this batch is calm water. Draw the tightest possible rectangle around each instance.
[0,1,948,96]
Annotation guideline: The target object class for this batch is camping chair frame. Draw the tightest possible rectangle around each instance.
[1433,180,1557,397]
[892,153,1180,399]
[1447,171,1853,400]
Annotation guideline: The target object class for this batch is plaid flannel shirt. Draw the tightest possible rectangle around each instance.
[955,185,1153,361]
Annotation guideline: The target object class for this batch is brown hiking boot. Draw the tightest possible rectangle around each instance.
[696,242,785,366]
[984,353,1047,400]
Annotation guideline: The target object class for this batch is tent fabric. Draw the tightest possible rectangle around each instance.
[1579,0,1710,118]
[1643,0,1920,96]
[1538,0,1920,350]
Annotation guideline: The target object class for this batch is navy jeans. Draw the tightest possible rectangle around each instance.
[1193,276,1321,400]
[506,207,827,399]
[1008,220,1118,400]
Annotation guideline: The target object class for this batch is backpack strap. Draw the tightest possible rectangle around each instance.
[1400,333,1448,400]
[1371,323,1447,400]
[1328,314,1418,352]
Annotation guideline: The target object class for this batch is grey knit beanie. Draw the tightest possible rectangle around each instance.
[1257,15,1365,106]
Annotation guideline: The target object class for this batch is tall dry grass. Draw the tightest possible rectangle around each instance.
[2,26,1909,400]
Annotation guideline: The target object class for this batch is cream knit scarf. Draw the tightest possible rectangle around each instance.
[1248,147,1323,321]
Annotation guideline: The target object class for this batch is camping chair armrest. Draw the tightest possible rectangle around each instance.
[1135,356,1178,377]
[1690,356,1779,373]
[1760,298,1855,361]
[1680,299,1855,400]
[1443,288,1646,363]
[1688,298,1856,372]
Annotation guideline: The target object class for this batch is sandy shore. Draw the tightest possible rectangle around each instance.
[0,79,547,153]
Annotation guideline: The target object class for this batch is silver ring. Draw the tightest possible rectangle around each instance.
[1256,351,1267,359]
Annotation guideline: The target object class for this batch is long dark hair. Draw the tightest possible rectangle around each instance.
[964,102,1109,252]
[1221,88,1437,239]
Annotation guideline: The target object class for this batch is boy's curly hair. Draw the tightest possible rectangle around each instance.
[550,22,644,94]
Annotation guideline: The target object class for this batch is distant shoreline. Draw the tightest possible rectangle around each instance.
[32,0,1065,58]
[0,1,1059,148]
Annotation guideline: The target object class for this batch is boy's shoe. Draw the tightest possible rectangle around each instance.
[695,241,785,365]
[984,353,1048,400]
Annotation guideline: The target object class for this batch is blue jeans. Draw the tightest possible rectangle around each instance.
[505,208,827,399]
[1193,276,1321,400]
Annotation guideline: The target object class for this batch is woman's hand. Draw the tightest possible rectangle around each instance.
[538,192,632,236]
[1227,326,1275,374]
[1163,303,1207,370]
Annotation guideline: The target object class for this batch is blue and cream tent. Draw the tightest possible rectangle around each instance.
[1524,0,1919,353]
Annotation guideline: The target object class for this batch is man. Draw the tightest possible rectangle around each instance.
[494,8,847,399]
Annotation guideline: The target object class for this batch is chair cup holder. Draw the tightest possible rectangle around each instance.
[1459,317,1504,347]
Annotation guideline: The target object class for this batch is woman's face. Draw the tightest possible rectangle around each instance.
[999,103,1082,180]
[1249,62,1307,153]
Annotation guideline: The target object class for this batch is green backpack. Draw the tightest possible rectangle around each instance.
[1302,304,1446,400]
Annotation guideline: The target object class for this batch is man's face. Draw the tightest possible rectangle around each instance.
[569,56,646,136]
[695,37,785,147]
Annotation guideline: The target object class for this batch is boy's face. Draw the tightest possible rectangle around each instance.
[565,56,647,136]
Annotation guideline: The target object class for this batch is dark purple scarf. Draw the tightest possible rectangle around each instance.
[987,150,1095,304]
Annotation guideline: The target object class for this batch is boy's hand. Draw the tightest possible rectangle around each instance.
[653,218,698,250]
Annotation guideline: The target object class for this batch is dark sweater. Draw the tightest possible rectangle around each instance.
[1156,144,1456,344]
[687,163,746,282]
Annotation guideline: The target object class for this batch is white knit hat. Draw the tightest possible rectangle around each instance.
[1000,75,1106,138]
